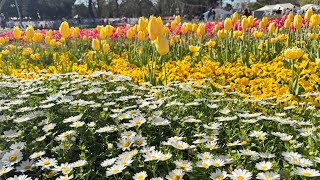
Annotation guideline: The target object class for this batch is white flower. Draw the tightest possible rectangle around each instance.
[259,152,275,159]
[197,152,213,160]
[171,141,190,150]
[240,149,259,157]
[205,141,219,150]
[132,135,147,147]
[282,151,302,159]
[53,163,73,175]
[72,160,87,168]
[295,167,320,177]
[129,116,146,127]
[115,157,133,166]
[143,150,163,162]
[42,123,56,132]
[70,121,85,128]
[196,159,213,168]
[9,142,25,151]
[160,153,172,161]
[256,172,280,180]
[165,169,185,180]
[211,158,225,167]
[133,171,148,180]
[287,157,313,167]
[0,167,14,176]
[63,114,83,123]
[174,160,193,172]
[314,157,320,163]
[255,161,273,171]
[56,175,74,180]
[227,140,242,147]
[15,159,35,172]
[29,151,45,159]
[249,131,267,140]
[118,138,133,151]
[6,175,32,180]
[106,164,126,177]
[229,169,252,180]
[220,108,231,115]
[36,157,58,169]
[96,126,117,133]
[210,169,228,180]
[2,150,23,166]
[101,158,117,167]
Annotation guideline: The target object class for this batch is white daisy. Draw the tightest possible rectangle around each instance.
[256,172,280,180]
[196,159,213,169]
[295,167,320,177]
[29,151,45,159]
[255,161,273,171]
[15,159,35,172]
[36,157,57,169]
[210,169,228,180]
[106,164,126,177]
[143,150,163,162]
[9,142,25,151]
[165,169,185,180]
[174,160,193,172]
[2,150,23,166]
[211,158,225,167]
[101,158,117,167]
[6,175,32,180]
[229,169,252,180]
[133,171,148,180]
[115,157,133,166]
[56,175,74,180]
[72,160,87,168]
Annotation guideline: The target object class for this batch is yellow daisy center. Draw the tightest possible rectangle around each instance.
[43,161,51,166]
[261,165,268,170]
[201,162,209,167]
[172,175,180,180]
[213,162,220,167]
[9,155,17,162]
[216,175,223,179]
[135,140,142,146]
[137,175,145,180]
[236,176,244,180]
[113,169,119,173]
[303,172,312,177]
[122,141,130,147]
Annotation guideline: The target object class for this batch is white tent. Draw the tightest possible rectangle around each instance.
[300,4,320,11]
[214,8,232,19]
[255,5,276,12]
[272,3,297,11]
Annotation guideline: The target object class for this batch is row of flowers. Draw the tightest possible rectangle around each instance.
[0,72,319,179]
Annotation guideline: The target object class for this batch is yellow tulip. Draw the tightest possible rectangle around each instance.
[116,27,122,35]
[241,17,248,30]
[205,40,216,47]
[32,33,43,42]
[138,17,148,31]
[45,36,51,44]
[214,24,220,32]
[307,33,318,40]
[309,14,319,28]
[138,31,145,41]
[105,25,114,37]
[268,23,275,33]
[305,8,313,21]
[171,21,177,31]
[232,12,239,22]
[25,25,35,39]
[72,27,79,38]
[100,27,107,39]
[248,16,254,27]
[46,29,53,37]
[126,28,134,39]
[284,19,291,29]
[284,47,303,60]
[294,15,302,30]
[92,38,100,51]
[82,35,88,41]
[50,39,56,47]
[224,18,232,30]
[103,43,110,53]
[59,21,70,38]
[13,26,22,40]
[0,37,4,44]
[154,34,169,56]
[217,30,227,39]
[181,25,188,34]
[196,23,205,36]
[287,13,294,20]
[148,16,163,40]
[253,31,263,38]
[175,15,181,24]
[189,45,200,56]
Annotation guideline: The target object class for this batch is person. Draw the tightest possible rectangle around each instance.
[0,13,6,29]
[244,9,250,17]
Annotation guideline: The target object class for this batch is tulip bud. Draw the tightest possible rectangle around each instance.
[181,25,188,34]
[13,26,21,40]
[138,31,145,41]
[305,8,313,21]
[154,34,169,55]
[241,17,249,30]
[116,27,122,35]
[92,38,100,51]
[175,15,181,24]
[284,19,291,29]
[148,16,163,40]
[232,12,239,22]
[45,36,51,44]
[105,25,114,37]
[217,30,227,39]
[100,27,107,39]
[26,25,35,39]
[196,23,205,36]
[268,22,275,33]
[224,18,232,30]
[294,15,302,30]
[287,13,294,20]
[171,21,177,31]
[59,21,70,38]
[0,37,4,44]
[248,16,254,27]
[33,33,43,43]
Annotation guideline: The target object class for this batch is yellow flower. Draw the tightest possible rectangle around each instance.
[116,27,122,35]
[32,33,43,43]
[248,16,254,27]
[171,21,177,31]
[45,36,51,44]
[13,26,22,40]
[25,25,35,39]
[205,40,216,47]
[103,43,110,53]
[284,47,303,60]
[268,22,275,33]
[253,31,263,38]
[309,14,319,28]
[100,27,107,39]
[294,15,302,30]
[138,31,145,41]
[189,45,200,56]
[232,12,239,22]
[30,53,40,61]
[196,23,205,36]
[148,16,163,40]
[305,8,313,21]
[175,15,181,24]
[59,21,70,38]
[287,13,294,20]
[307,33,318,40]
[0,37,5,44]
[241,17,248,30]
[224,18,232,30]
[154,34,169,56]
[92,38,100,51]
[105,25,114,37]
[181,25,188,34]
[71,27,79,38]
[138,17,148,31]
[217,30,227,39]
[126,28,135,39]
[284,19,291,29]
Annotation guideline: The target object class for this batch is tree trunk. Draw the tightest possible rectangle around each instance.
[88,0,95,18]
